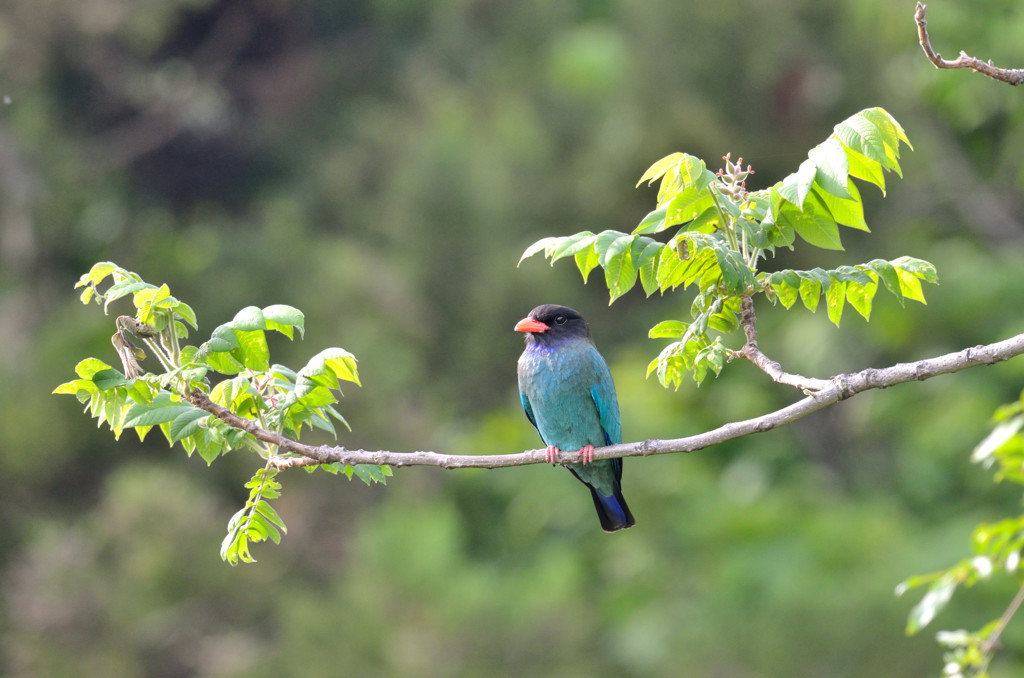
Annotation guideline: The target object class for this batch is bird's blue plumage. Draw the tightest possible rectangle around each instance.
[516,305,634,532]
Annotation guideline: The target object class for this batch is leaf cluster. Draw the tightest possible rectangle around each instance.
[55,263,388,564]
[898,391,1024,677]
[521,108,938,388]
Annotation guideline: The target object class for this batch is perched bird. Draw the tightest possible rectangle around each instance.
[515,304,635,532]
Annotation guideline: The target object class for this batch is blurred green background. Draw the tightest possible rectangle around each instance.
[4,0,1024,675]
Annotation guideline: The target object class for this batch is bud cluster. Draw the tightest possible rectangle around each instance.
[716,152,754,202]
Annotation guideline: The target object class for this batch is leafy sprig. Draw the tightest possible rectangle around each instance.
[898,391,1024,677]
[55,262,387,564]
[521,108,938,388]
[222,466,287,565]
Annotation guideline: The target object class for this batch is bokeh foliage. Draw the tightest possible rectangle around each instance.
[4,0,1024,676]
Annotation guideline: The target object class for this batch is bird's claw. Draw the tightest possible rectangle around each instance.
[577,444,594,464]
[545,445,561,464]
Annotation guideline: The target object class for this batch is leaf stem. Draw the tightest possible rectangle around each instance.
[709,187,739,252]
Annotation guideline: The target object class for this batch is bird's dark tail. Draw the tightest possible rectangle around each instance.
[587,485,635,532]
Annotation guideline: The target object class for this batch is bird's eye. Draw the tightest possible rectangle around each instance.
[554,315,567,325]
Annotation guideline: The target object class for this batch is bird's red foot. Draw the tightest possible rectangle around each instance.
[577,444,594,464]
[545,445,561,464]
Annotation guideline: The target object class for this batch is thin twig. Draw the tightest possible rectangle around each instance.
[980,579,1024,656]
[915,2,1024,86]
[185,331,1024,471]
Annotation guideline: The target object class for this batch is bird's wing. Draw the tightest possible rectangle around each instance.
[589,349,621,446]
[520,390,538,431]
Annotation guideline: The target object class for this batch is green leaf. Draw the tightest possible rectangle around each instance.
[234,329,270,371]
[777,195,843,251]
[862,107,912,171]
[92,368,130,391]
[826,279,847,326]
[681,154,717,194]
[605,244,638,303]
[75,357,116,380]
[813,182,868,231]
[175,301,199,329]
[892,256,938,284]
[835,113,888,166]
[972,415,1024,463]
[550,232,597,262]
[638,249,661,296]
[299,347,361,392]
[123,393,198,428]
[666,186,715,226]
[169,408,210,443]
[599,233,635,268]
[636,152,684,187]
[633,205,668,234]
[262,304,303,331]
[684,205,722,234]
[649,320,688,339]
[53,378,98,397]
[232,306,267,332]
[808,136,853,200]
[103,280,155,311]
[775,280,798,309]
[656,244,688,292]
[86,261,118,286]
[204,350,247,375]
[575,247,600,282]
[846,148,886,195]
[789,158,818,209]
[592,230,625,263]
[906,573,957,635]
[863,107,911,148]
[799,277,822,312]
[519,237,560,265]
[352,464,390,485]
[895,267,926,304]
[846,279,878,320]
[205,324,241,353]
[256,499,287,530]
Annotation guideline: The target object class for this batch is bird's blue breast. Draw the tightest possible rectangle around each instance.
[517,337,615,452]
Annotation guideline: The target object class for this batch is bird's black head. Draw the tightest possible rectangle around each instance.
[514,304,591,346]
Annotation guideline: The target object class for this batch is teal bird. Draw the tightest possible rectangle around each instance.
[515,304,635,532]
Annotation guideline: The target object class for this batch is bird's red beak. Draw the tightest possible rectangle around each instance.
[514,316,549,333]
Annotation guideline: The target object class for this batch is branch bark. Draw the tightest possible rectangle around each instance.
[187,331,1024,471]
[915,2,1024,86]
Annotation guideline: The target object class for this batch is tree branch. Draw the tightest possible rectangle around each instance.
[728,296,831,392]
[187,331,1024,471]
[915,2,1024,86]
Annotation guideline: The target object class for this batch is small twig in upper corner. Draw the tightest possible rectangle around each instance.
[914,2,1024,86]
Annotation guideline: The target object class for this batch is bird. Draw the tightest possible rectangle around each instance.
[515,304,635,532]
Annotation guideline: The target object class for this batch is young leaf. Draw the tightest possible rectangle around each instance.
[808,137,853,200]
[906,573,957,635]
[232,306,267,332]
[633,205,668,234]
[263,304,305,339]
[825,279,847,326]
[550,232,597,263]
[636,152,685,187]
[169,408,210,443]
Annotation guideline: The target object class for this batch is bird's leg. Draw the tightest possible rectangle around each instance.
[577,444,594,464]
[545,445,562,464]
